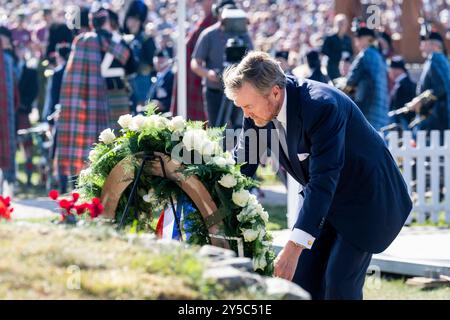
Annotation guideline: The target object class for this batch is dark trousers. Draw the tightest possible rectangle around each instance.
[205,87,242,129]
[292,220,372,300]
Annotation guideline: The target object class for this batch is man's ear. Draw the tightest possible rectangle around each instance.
[272,85,281,99]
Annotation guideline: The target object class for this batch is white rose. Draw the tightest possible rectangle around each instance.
[183,129,207,151]
[130,114,146,131]
[212,156,227,168]
[99,128,116,144]
[117,114,133,129]
[218,174,237,188]
[169,116,186,132]
[150,115,169,130]
[201,139,219,156]
[242,228,259,242]
[253,254,267,271]
[232,189,250,207]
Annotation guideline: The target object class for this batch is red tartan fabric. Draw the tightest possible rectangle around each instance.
[0,43,11,168]
[56,32,131,177]
[170,13,216,121]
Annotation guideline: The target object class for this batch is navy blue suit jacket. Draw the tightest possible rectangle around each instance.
[148,68,174,112]
[235,76,412,253]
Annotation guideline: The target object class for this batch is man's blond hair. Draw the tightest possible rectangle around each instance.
[223,51,287,100]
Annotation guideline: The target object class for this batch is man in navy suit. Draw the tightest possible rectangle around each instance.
[147,50,174,113]
[223,51,412,300]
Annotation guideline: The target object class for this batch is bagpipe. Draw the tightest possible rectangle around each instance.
[387,89,437,129]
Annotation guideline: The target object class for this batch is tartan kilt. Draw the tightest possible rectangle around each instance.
[107,88,130,129]
[56,98,110,177]
[0,50,16,173]
[56,32,132,177]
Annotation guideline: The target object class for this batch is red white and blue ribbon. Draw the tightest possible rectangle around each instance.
[155,196,196,241]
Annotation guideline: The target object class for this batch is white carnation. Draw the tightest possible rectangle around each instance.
[218,174,237,188]
[169,116,186,131]
[247,194,258,207]
[88,149,97,162]
[242,228,259,242]
[79,168,92,179]
[130,114,146,131]
[117,114,133,129]
[232,189,250,207]
[257,226,266,240]
[236,206,258,222]
[99,128,116,144]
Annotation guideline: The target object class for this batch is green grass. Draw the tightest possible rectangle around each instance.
[409,211,450,227]
[0,222,268,300]
[256,163,283,187]
[266,205,288,231]
[364,274,450,300]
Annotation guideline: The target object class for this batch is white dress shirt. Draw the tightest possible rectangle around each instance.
[273,89,316,250]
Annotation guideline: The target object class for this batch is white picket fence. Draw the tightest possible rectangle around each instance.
[287,130,450,228]
[385,130,450,224]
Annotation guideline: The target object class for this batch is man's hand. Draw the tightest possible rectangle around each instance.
[207,69,219,83]
[273,240,304,281]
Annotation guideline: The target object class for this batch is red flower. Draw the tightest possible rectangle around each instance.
[59,199,72,211]
[74,203,88,215]
[49,190,59,200]
[72,192,80,202]
[87,198,104,219]
[0,196,13,220]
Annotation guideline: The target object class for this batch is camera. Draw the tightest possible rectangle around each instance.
[225,37,247,64]
[221,7,248,33]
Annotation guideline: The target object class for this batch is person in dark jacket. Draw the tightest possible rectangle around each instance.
[388,56,416,130]
[410,27,450,136]
[0,26,18,196]
[123,0,157,111]
[16,47,39,186]
[43,42,71,124]
[148,50,174,113]
[274,50,293,76]
[344,20,388,131]
[321,14,353,80]
[306,49,330,84]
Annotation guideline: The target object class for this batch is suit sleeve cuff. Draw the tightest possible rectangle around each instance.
[289,228,316,250]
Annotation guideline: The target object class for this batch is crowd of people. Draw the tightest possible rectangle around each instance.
[0,0,450,197]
